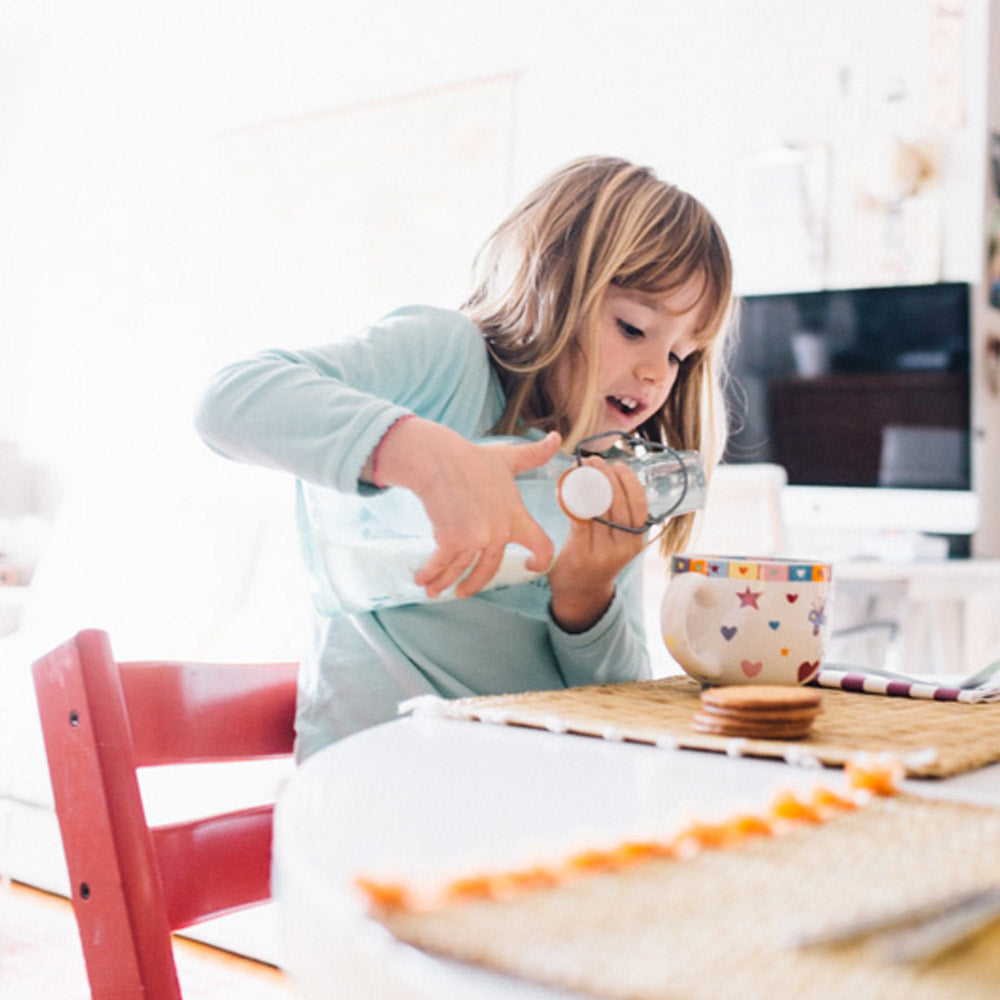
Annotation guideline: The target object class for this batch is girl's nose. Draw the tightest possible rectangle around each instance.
[634,350,669,385]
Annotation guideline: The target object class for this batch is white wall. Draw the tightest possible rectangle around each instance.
[0,0,991,493]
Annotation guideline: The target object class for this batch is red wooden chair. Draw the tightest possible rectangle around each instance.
[32,628,298,1000]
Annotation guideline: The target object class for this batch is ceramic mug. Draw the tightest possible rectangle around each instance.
[660,555,833,686]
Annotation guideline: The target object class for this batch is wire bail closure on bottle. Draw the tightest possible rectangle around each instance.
[572,432,691,534]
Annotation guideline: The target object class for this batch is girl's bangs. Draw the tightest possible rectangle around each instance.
[617,254,731,350]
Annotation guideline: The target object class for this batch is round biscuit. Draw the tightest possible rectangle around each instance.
[691,711,815,740]
[700,684,822,712]
[698,703,820,724]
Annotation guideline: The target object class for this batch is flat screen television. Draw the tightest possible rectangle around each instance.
[723,282,979,556]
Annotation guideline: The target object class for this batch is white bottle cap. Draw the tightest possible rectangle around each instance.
[557,465,614,520]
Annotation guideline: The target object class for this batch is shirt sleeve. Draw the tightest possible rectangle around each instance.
[194,305,504,494]
[547,558,652,687]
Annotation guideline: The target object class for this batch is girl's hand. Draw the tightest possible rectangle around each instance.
[547,457,648,632]
[365,418,563,600]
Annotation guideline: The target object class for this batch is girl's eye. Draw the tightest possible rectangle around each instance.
[617,319,644,339]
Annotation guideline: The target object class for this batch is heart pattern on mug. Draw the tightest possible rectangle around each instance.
[741,659,763,678]
[798,660,820,683]
[720,626,737,641]
[768,620,780,630]
[786,594,799,603]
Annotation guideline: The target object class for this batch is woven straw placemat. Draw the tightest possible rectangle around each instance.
[411,676,1000,778]
[377,794,1000,1000]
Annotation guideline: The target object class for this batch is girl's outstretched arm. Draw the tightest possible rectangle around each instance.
[363,417,563,600]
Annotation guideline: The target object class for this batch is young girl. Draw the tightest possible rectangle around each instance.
[196,155,734,760]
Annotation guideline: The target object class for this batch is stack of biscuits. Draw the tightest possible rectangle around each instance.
[692,685,822,741]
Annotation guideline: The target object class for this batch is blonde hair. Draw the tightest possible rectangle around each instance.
[462,155,735,554]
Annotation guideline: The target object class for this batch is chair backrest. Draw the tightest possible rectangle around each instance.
[32,628,298,1000]
[695,462,789,556]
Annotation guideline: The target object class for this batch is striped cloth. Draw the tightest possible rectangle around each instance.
[815,662,1000,703]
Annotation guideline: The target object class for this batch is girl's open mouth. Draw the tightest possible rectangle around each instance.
[607,394,642,417]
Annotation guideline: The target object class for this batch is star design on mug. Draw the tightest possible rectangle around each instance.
[736,587,763,609]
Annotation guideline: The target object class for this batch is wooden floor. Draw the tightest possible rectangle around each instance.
[1,879,299,999]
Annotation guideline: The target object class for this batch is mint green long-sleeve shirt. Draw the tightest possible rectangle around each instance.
[196,305,650,759]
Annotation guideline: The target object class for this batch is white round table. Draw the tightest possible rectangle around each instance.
[273,714,1000,999]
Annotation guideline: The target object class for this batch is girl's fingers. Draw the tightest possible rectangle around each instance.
[454,543,506,600]
[419,524,551,600]
[512,515,556,573]
[415,546,482,598]
[504,430,562,476]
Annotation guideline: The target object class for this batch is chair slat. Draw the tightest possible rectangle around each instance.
[152,805,275,930]
[119,661,298,766]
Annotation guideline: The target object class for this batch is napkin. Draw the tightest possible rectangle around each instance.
[814,659,1000,703]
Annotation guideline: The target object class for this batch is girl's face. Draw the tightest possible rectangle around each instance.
[554,276,709,438]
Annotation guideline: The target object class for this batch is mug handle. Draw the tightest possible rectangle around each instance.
[660,571,724,680]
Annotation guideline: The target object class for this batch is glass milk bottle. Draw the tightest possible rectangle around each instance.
[297,432,706,614]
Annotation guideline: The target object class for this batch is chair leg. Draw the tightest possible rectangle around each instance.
[33,633,183,1000]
